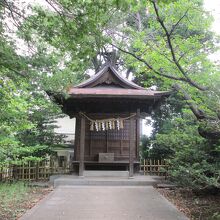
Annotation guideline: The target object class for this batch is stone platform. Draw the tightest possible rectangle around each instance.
[50,174,163,188]
[83,170,129,177]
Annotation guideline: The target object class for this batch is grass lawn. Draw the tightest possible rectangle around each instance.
[158,188,220,220]
[0,182,52,220]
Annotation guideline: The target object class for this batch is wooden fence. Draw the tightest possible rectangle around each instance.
[0,160,70,182]
[140,159,169,176]
[0,159,169,182]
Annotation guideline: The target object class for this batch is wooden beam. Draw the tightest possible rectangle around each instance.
[79,115,85,176]
[129,115,134,177]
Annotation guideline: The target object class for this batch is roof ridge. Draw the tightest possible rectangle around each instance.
[74,64,145,90]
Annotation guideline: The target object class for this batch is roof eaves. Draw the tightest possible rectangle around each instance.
[68,94,159,99]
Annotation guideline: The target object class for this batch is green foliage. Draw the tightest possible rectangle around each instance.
[17,0,127,92]
[0,181,48,220]
[119,0,217,87]
[0,63,63,165]
[109,0,220,190]
[0,78,32,165]
[140,135,151,159]
[212,212,220,220]
[0,3,68,165]
[111,0,220,137]
[0,182,28,203]
[152,112,220,190]
[0,182,29,220]
[148,94,220,190]
[140,134,174,160]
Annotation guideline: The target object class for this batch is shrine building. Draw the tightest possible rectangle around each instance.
[50,64,170,177]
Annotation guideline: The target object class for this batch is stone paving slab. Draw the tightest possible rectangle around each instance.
[20,186,188,220]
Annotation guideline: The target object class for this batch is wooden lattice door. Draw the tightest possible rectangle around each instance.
[84,114,136,161]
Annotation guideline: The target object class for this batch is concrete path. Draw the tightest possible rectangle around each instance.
[20,186,188,220]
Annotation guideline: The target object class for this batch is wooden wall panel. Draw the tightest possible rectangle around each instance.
[77,113,138,162]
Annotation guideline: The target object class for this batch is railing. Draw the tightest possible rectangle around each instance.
[140,159,169,176]
[0,161,70,182]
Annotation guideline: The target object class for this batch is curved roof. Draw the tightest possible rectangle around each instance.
[49,64,172,114]
[67,64,171,99]
[74,65,144,90]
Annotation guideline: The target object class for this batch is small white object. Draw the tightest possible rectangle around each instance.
[95,121,98,131]
[102,122,105,130]
[116,119,120,130]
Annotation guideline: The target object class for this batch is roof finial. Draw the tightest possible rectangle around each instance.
[104,49,119,68]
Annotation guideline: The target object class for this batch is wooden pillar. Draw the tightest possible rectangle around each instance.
[106,130,108,153]
[136,108,140,160]
[129,115,134,178]
[79,115,85,177]
[74,116,80,161]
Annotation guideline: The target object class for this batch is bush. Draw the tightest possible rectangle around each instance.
[153,118,220,191]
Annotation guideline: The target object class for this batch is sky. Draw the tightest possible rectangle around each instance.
[204,0,220,34]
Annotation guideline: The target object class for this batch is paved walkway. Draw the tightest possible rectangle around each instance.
[20,186,188,220]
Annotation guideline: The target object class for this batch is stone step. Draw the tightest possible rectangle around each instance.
[51,175,163,188]
[83,170,129,177]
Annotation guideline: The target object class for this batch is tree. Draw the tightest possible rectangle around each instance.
[105,0,220,189]
[108,0,220,140]
[0,1,67,165]
[18,0,220,140]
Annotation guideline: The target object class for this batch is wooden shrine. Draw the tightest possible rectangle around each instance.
[50,64,170,177]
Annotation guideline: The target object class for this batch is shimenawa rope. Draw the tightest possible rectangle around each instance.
[79,112,136,131]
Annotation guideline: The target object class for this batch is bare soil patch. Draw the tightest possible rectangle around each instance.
[157,188,220,220]
[0,182,52,220]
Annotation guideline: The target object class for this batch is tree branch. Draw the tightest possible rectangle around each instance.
[151,0,207,91]
[169,9,189,36]
[2,0,22,27]
[111,43,190,82]
[45,0,70,28]
[172,84,206,120]
[1,64,27,78]
[1,0,39,30]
